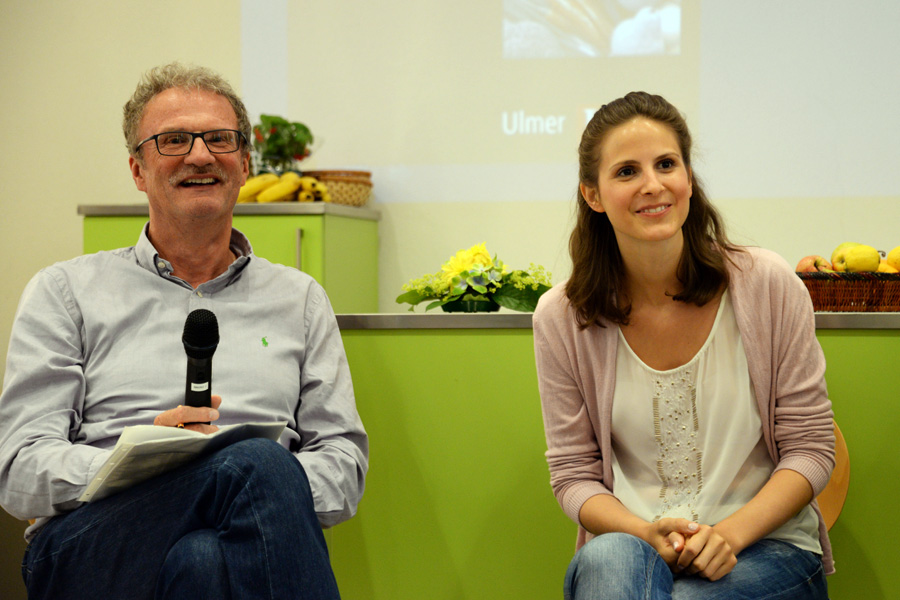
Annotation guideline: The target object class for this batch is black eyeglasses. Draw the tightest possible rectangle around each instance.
[135,129,246,156]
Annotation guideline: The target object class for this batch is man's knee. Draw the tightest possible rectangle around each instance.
[214,438,313,503]
[218,438,303,479]
[220,436,288,463]
[156,529,230,599]
[164,529,223,568]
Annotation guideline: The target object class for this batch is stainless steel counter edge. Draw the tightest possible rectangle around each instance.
[78,203,381,221]
[814,312,900,329]
[336,312,900,330]
[336,313,533,329]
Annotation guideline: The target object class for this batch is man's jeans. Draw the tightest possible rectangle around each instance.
[565,532,828,600]
[22,438,340,599]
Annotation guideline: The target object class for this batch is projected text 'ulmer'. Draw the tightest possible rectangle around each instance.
[502,111,566,135]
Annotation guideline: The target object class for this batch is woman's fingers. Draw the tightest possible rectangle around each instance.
[667,531,685,552]
[650,519,699,569]
[677,525,737,580]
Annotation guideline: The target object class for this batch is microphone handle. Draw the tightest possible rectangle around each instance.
[185,355,212,424]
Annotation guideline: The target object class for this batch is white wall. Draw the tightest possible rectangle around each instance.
[2,1,899,381]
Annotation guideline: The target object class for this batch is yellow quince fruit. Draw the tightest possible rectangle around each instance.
[887,246,900,272]
[877,260,898,273]
[833,244,880,272]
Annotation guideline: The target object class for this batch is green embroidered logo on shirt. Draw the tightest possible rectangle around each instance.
[261,337,269,347]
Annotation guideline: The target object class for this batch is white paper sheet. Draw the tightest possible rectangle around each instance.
[78,422,286,503]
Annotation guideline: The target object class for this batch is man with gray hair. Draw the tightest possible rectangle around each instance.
[0,63,368,599]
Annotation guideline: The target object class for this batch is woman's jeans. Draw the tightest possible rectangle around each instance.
[22,438,340,600]
[564,532,828,600]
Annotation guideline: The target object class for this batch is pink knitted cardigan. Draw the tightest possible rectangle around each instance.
[533,246,836,574]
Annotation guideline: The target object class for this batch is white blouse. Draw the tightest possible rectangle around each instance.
[610,291,821,554]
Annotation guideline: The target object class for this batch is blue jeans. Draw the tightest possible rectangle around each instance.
[564,533,828,600]
[22,438,340,599]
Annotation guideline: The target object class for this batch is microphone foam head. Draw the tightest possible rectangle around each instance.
[182,309,219,359]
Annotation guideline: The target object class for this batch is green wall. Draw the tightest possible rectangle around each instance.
[815,330,900,598]
[332,329,573,598]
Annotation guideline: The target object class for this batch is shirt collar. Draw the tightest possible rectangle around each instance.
[135,222,253,287]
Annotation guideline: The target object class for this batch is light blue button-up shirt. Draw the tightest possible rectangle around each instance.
[0,225,368,539]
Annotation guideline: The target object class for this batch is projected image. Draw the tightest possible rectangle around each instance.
[503,0,681,58]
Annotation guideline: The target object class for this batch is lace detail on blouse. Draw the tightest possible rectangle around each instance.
[652,368,703,521]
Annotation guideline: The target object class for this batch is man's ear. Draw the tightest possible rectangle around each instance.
[129,155,147,193]
[580,183,604,213]
[240,152,250,186]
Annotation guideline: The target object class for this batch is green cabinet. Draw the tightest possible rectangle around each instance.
[328,313,900,600]
[79,203,380,313]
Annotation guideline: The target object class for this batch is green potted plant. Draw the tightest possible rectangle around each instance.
[396,243,552,312]
[252,114,314,174]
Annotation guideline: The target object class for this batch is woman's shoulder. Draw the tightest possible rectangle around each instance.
[536,281,568,308]
[725,246,812,320]
[534,282,576,325]
[726,245,793,272]
[534,282,617,339]
[725,246,799,289]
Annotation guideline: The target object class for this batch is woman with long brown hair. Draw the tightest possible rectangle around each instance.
[534,92,833,599]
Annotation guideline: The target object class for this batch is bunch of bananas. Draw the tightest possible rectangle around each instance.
[237,173,331,203]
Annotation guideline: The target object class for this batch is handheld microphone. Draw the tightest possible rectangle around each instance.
[182,309,219,420]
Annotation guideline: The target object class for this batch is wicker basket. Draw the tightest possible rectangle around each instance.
[797,272,900,312]
[304,170,372,207]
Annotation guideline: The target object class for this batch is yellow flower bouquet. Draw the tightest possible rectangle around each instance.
[396,243,552,312]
